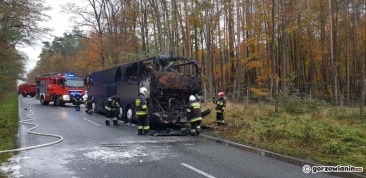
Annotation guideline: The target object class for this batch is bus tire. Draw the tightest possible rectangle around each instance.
[22,92,27,97]
[126,106,134,123]
[117,107,123,120]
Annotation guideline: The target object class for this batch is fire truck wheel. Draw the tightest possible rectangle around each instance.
[54,97,65,106]
[54,96,60,106]
[41,96,49,105]
[53,97,57,106]
[22,92,27,97]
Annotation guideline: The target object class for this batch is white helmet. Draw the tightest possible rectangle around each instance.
[189,95,196,101]
[139,87,147,94]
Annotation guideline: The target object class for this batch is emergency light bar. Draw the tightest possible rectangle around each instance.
[63,72,75,77]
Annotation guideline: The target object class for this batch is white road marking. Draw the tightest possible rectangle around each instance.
[82,118,101,126]
[58,107,65,110]
[181,163,216,178]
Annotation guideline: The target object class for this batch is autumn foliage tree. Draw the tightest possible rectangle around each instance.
[29,0,366,110]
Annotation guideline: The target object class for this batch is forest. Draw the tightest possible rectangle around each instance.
[0,1,365,172]
[2,0,366,108]
[0,0,48,98]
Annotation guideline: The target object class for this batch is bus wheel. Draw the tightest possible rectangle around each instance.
[41,96,49,105]
[126,106,133,123]
[22,92,27,97]
[117,107,123,120]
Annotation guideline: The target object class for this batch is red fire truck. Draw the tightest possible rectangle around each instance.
[35,73,86,106]
[18,84,36,97]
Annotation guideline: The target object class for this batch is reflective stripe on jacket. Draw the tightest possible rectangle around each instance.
[136,93,148,116]
[187,101,202,122]
[105,100,113,111]
[214,97,226,113]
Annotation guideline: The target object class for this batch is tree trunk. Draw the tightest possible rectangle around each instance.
[271,0,278,112]
[205,0,213,97]
[328,0,338,105]
[228,1,235,100]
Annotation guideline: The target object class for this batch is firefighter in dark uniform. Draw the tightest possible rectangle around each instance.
[104,96,120,126]
[213,92,226,126]
[135,87,149,135]
[111,95,121,126]
[74,94,83,111]
[85,96,93,114]
[186,95,202,136]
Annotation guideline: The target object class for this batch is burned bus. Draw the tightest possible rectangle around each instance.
[84,55,203,127]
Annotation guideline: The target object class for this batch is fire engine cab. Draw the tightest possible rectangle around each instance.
[35,73,86,106]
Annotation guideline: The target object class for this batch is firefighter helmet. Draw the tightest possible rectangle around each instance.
[189,95,196,101]
[218,92,225,97]
[139,87,147,94]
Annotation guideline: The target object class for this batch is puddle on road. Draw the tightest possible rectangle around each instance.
[82,143,172,164]
[0,157,23,178]
[0,149,76,178]
[0,137,191,177]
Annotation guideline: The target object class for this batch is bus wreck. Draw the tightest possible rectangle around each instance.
[85,55,204,128]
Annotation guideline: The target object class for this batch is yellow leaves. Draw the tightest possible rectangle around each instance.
[250,87,270,98]
[74,32,103,73]
[314,50,323,61]
[255,74,270,87]
[284,24,299,34]
[246,60,262,69]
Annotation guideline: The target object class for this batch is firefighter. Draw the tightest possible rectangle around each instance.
[74,94,83,111]
[104,96,120,126]
[213,91,226,126]
[85,96,93,114]
[135,87,149,135]
[186,95,202,136]
[110,95,121,126]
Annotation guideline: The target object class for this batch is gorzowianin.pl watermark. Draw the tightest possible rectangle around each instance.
[302,165,363,174]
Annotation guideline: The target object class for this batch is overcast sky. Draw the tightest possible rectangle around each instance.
[19,0,81,73]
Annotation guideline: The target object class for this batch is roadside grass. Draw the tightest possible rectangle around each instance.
[0,93,18,177]
[202,101,366,174]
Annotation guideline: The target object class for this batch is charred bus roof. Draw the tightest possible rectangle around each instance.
[88,55,201,84]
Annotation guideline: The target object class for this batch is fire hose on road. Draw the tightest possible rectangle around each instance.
[0,103,63,153]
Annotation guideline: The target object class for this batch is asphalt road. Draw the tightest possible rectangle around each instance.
[5,97,338,178]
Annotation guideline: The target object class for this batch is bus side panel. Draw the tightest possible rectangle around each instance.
[89,84,107,97]
[117,84,138,109]
[93,96,109,112]
[90,83,118,113]
[88,82,108,112]
[117,84,138,100]
[117,84,138,122]
[108,83,117,97]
